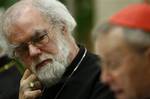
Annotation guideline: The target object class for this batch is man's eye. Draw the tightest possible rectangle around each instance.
[17,44,28,52]
[33,35,46,43]
[101,60,120,70]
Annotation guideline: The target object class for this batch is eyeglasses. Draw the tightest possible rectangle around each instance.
[13,32,49,58]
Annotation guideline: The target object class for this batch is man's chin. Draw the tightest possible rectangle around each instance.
[115,93,139,99]
[115,92,128,99]
[37,70,63,88]
[38,76,61,88]
[36,64,66,87]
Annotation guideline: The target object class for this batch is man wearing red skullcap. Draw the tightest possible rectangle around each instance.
[93,2,150,99]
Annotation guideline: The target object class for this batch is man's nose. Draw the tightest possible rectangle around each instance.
[101,70,113,85]
[28,44,42,57]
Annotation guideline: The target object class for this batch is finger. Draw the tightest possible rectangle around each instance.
[20,74,40,92]
[22,69,32,80]
[25,74,38,83]
[24,90,42,99]
[31,81,43,90]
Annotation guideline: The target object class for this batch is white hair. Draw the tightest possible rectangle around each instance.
[32,0,76,33]
[0,8,8,57]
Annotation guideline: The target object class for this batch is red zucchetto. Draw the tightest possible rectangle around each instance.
[110,3,150,32]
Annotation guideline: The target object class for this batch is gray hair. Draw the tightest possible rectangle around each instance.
[92,22,113,43]
[1,0,76,57]
[32,0,76,33]
[92,22,150,53]
[124,28,150,53]
[0,8,8,57]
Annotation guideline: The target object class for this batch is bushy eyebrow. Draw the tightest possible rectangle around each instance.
[9,43,19,49]
[32,29,48,40]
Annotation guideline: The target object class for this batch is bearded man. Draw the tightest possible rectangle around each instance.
[1,0,115,99]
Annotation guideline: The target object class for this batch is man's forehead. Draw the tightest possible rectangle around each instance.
[7,7,47,33]
[96,28,128,52]
[11,7,41,22]
[98,27,124,43]
[5,0,33,16]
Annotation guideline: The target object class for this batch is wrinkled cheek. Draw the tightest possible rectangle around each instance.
[43,42,58,55]
[123,71,141,98]
[131,75,150,98]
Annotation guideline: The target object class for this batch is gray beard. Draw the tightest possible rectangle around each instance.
[37,58,68,87]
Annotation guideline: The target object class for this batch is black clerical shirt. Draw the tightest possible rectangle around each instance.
[41,46,115,99]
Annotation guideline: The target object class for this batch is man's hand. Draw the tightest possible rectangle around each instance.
[19,69,43,99]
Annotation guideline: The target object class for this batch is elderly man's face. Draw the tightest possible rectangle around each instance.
[95,27,150,99]
[7,7,70,86]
